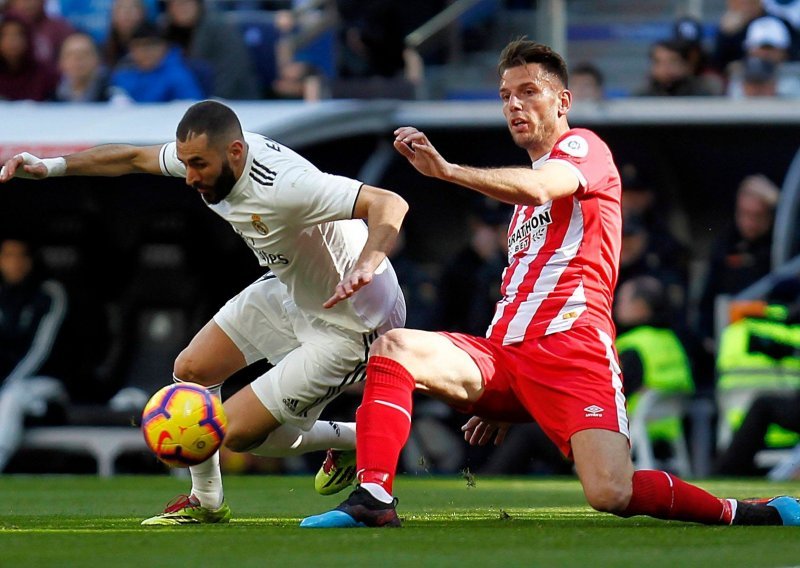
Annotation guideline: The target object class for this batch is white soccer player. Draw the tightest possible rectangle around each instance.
[0,100,408,524]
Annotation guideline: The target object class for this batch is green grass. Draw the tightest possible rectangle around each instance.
[2,475,800,567]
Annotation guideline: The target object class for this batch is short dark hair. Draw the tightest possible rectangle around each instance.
[176,100,244,147]
[498,39,569,87]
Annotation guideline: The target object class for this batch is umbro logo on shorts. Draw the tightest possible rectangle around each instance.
[584,405,604,417]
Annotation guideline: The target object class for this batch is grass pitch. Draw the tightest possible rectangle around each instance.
[2,475,800,567]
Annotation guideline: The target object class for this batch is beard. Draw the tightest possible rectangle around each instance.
[199,161,237,204]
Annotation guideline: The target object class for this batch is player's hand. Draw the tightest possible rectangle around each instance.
[461,416,510,446]
[393,126,450,179]
[0,152,65,182]
[324,268,374,309]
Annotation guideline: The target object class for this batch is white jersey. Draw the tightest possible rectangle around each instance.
[159,131,402,333]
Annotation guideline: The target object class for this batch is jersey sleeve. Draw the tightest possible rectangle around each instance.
[158,142,187,178]
[545,129,614,198]
[272,166,363,226]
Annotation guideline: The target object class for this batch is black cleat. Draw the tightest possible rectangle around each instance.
[300,486,401,528]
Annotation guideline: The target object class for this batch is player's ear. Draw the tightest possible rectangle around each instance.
[228,139,245,161]
[558,88,572,115]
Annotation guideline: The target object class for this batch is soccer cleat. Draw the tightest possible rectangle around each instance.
[765,496,800,526]
[734,496,800,525]
[314,449,357,496]
[140,494,232,526]
[300,486,401,528]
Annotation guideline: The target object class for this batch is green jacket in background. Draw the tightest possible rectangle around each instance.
[717,316,800,447]
[617,326,695,441]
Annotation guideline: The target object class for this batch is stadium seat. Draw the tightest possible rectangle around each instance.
[629,390,692,477]
[21,426,148,477]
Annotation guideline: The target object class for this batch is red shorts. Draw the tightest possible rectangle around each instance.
[440,325,628,459]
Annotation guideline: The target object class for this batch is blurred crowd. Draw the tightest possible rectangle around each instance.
[3,0,800,103]
[1,0,799,478]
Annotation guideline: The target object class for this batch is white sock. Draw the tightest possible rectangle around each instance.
[727,498,738,525]
[360,482,393,504]
[249,421,356,457]
[173,374,223,399]
[174,376,225,510]
[189,451,223,510]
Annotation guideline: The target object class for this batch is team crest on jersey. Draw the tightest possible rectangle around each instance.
[558,135,589,158]
[251,214,269,235]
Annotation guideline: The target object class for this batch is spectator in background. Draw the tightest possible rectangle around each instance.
[726,15,800,96]
[697,174,780,354]
[0,15,58,101]
[111,21,205,102]
[713,0,797,72]
[614,276,696,457]
[714,276,800,476]
[436,198,511,336]
[0,235,68,473]
[4,0,75,66]
[636,39,716,96]
[672,15,725,95]
[569,62,604,102]
[270,60,323,101]
[730,55,780,97]
[617,163,689,320]
[161,0,261,100]
[55,32,115,102]
[743,15,796,62]
[335,0,445,79]
[103,0,148,68]
[58,0,158,46]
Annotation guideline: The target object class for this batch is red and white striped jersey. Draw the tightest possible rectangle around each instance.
[487,128,621,345]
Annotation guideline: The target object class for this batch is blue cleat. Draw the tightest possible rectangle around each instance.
[300,486,401,528]
[766,496,800,526]
[300,510,367,528]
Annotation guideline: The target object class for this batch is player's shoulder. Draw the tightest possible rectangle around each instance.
[244,131,314,167]
[553,128,611,159]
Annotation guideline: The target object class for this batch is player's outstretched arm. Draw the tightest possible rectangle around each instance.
[0,144,165,183]
[393,126,579,206]
[323,184,408,309]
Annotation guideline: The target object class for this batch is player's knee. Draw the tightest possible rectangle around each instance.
[174,349,212,384]
[222,425,261,453]
[371,329,414,362]
[582,479,632,514]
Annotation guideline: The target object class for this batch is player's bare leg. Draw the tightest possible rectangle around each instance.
[301,329,482,527]
[571,428,799,525]
[570,429,634,513]
[142,320,246,526]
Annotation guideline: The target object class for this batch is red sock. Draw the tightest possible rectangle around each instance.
[356,356,416,494]
[620,470,731,525]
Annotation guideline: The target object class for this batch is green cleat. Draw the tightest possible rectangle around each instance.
[315,449,357,496]
[141,494,232,526]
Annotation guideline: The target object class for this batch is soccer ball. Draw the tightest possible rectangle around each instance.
[141,382,227,467]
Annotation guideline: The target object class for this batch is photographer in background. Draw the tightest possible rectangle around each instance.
[0,234,68,472]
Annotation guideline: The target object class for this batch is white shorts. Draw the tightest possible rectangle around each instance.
[213,273,406,429]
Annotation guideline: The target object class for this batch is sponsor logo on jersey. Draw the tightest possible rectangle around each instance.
[508,209,552,255]
[558,135,589,158]
[251,214,269,236]
[584,405,604,417]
